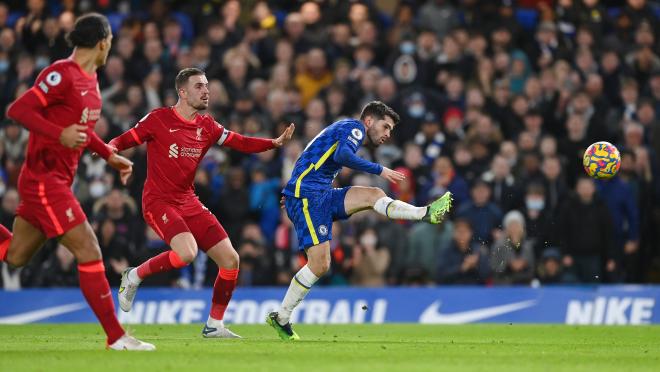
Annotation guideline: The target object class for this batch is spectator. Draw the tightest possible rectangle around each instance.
[407,220,453,284]
[490,210,535,285]
[351,228,390,287]
[437,219,490,284]
[456,179,503,245]
[559,176,615,283]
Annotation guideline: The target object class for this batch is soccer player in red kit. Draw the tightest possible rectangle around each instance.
[0,13,154,351]
[110,67,294,338]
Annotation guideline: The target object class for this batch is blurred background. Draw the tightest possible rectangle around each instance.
[0,0,659,291]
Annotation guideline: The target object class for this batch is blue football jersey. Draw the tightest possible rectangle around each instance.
[283,118,381,197]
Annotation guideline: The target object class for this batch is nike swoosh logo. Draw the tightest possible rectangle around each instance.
[0,302,88,324]
[101,292,112,299]
[419,299,537,324]
[202,325,217,335]
[81,90,88,96]
[169,129,180,133]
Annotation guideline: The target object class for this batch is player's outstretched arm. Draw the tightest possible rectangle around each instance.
[109,128,142,152]
[107,153,133,185]
[87,131,114,160]
[222,123,295,153]
[7,89,88,148]
[379,166,406,183]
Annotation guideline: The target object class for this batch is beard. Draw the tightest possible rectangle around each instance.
[192,101,208,110]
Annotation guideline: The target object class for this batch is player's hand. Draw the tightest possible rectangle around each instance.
[272,123,295,148]
[280,196,286,209]
[108,153,134,185]
[60,124,88,149]
[380,167,406,183]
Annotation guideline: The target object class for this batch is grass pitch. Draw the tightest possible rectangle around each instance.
[0,324,658,371]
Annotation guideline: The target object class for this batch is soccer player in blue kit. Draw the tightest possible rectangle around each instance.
[267,101,452,340]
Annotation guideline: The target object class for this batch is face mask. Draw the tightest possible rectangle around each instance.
[400,41,416,55]
[360,234,377,248]
[408,104,426,118]
[526,198,545,211]
[0,60,9,73]
[35,57,50,70]
[89,181,106,198]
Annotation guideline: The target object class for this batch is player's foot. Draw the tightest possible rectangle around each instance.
[266,312,300,341]
[107,334,156,351]
[118,267,140,312]
[201,323,242,338]
[422,191,453,224]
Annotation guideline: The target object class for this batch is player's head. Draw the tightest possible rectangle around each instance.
[66,13,113,66]
[175,68,209,110]
[359,101,400,146]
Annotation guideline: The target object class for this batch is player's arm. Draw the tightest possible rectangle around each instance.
[219,123,295,153]
[109,114,155,151]
[332,127,404,182]
[87,131,113,160]
[7,87,87,148]
[88,131,133,185]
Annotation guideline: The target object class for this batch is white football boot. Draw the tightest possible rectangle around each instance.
[108,334,156,351]
[202,318,242,339]
[118,267,140,312]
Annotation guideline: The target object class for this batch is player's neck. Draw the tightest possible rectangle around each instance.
[70,49,98,76]
[173,102,198,122]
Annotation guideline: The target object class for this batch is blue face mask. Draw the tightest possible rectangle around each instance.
[400,41,416,55]
[0,60,9,73]
[526,198,545,211]
[35,57,50,70]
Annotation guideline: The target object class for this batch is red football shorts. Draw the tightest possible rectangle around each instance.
[17,180,87,238]
[143,197,228,252]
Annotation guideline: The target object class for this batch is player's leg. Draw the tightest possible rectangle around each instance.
[60,220,154,350]
[2,217,47,266]
[118,230,194,311]
[203,238,241,338]
[0,224,13,262]
[345,186,453,224]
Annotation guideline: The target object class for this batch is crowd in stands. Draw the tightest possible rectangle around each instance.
[1,0,660,289]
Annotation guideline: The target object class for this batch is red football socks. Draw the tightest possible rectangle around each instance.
[210,268,239,320]
[136,250,188,279]
[78,260,124,345]
[0,224,13,262]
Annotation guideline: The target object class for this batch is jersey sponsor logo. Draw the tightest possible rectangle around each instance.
[169,143,179,158]
[351,128,363,140]
[318,225,328,236]
[79,107,101,124]
[196,127,203,141]
[65,208,74,222]
[46,71,61,86]
[38,81,49,94]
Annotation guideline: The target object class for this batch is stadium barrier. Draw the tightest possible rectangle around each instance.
[0,286,658,325]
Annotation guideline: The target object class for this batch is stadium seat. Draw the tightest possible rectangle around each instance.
[171,12,194,43]
[106,12,127,34]
[515,9,539,31]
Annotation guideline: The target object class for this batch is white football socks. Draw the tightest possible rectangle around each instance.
[277,265,319,325]
[373,196,427,220]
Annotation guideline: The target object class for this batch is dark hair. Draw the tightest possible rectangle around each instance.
[66,13,111,48]
[175,68,205,91]
[359,101,400,126]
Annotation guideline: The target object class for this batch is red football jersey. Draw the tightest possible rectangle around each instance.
[19,59,103,186]
[129,107,226,203]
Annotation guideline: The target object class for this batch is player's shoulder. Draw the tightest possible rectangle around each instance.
[334,118,364,141]
[137,107,169,126]
[36,59,75,85]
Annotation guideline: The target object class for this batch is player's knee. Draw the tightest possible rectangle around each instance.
[309,256,331,276]
[227,250,239,269]
[369,187,387,203]
[177,246,197,264]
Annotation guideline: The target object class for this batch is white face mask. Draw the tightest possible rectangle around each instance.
[526,197,545,211]
[89,181,107,198]
[360,234,377,248]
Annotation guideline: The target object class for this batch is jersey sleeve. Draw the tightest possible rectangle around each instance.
[32,64,73,107]
[332,120,383,175]
[6,64,73,140]
[109,112,157,151]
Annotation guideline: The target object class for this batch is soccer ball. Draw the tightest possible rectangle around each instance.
[583,141,621,179]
